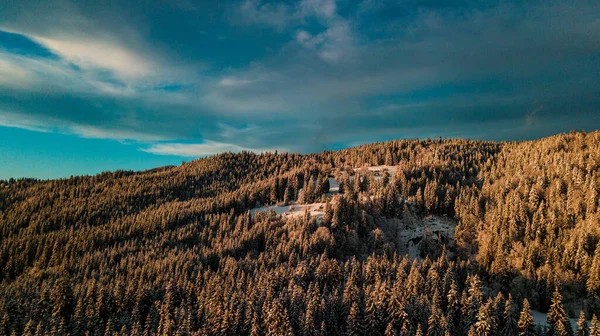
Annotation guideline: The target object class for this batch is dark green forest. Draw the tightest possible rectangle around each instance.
[1,131,600,335]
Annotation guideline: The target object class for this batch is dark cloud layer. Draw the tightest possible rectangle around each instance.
[0,0,599,156]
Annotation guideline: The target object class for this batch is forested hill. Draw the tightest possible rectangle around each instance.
[1,131,599,336]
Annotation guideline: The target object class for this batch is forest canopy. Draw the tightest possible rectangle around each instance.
[1,131,599,336]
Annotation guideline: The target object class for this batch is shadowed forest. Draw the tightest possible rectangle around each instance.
[1,131,600,335]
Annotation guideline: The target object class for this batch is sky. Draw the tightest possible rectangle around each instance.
[0,0,599,179]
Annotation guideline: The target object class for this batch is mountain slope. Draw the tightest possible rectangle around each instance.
[0,132,598,335]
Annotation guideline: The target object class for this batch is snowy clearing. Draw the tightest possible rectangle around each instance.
[328,177,339,193]
[397,213,456,260]
[532,310,587,332]
[251,177,339,219]
[354,165,398,174]
[251,202,325,219]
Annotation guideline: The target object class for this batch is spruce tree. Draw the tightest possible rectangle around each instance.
[590,315,599,336]
[34,323,44,336]
[50,277,74,325]
[576,311,589,336]
[23,320,35,336]
[587,247,600,296]
[462,275,483,332]
[265,299,292,336]
[415,324,423,336]
[250,309,263,336]
[283,185,292,205]
[518,299,536,336]
[501,294,519,336]
[346,300,366,336]
[385,321,397,336]
[446,280,461,335]
[547,288,572,336]
[472,300,496,336]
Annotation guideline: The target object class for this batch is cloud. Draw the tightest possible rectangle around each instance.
[235,0,294,31]
[309,21,355,62]
[69,125,167,142]
[0,0,599,161]
[210,0,600,117]
[296,30,312,43]
[218,76,258,87]
[0,57,32,88]
[237,0,354,63]
[297,0,337,20]
[235,0,340,30]
[0,110,55,133]
[141,140,283,157]
[32,36,156,80]
[0,110,167,141]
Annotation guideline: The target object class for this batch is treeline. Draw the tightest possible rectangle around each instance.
[0,132,599,335]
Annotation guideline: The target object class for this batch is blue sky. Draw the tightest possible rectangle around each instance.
[0,0,599,179]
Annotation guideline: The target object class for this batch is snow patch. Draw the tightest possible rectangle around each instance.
[250,177,339,219]
[354,165,398,174]
[531,310,587,332]
[251,202,325,219]
[328,177,339,194]
[397,213,456,261]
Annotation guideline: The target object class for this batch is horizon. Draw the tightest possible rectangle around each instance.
[1,129,594,181]
[1,0,599,179]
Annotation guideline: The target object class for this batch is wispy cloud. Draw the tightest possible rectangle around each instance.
[32,36,156,80]
[141,141,283,157]
[0,110,166,141]
[297,0,336,19]
[69,125,167,142]
[0,110,55,133]
[235,0,294,31]
[0,57,33,88]
[218,76,258,87]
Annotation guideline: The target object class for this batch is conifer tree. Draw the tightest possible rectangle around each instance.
[50,277,74,325]
[446,280,461,335]
[385,322,397,336]
[415,324,423,336]
[34,323,44,336]
[501,294,519,336]
[462,275,483,332]
[471,300,496,336]
[250,309,263,336]
[265,299,292,336]
[270,178,280,204]
[590,315,599,336]
[428,305,446,336]
[346,300,367,336]
[576,311,589,336]
[283,185,292,205]
[103,318,113,336]
[518,299,536,336]
[23,320,35,336]
[547,288,572,336]
[587,247,600,296]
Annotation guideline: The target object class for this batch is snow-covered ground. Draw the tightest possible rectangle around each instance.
[532,310,587,332]
[354,165,398,174]
[397,213,456,260]
[251,202,326,219]
[328,177,339,194]
[251,177,339,219]
[352,165,399,181]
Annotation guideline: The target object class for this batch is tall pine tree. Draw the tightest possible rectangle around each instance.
[518,299,536,336]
